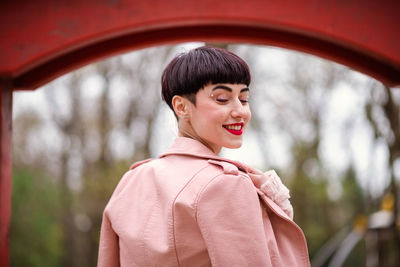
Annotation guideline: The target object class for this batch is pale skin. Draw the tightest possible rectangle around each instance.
[172,83,251,155]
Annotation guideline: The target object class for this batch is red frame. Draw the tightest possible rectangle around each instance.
[1,0,399,265]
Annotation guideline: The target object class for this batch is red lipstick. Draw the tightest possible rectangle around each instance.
[223,123,244,135]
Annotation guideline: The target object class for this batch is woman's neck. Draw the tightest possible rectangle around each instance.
[177,123,221,154]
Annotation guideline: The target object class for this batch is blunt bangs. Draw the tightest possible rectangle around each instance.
[162,46,251,111]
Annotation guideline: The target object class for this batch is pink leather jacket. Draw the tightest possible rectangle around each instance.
[98,137,310,267]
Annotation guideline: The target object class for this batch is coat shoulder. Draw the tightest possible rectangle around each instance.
[207,159,239,175]
[129,158,155,170]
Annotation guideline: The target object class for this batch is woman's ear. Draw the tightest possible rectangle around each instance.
[172,95,190,120]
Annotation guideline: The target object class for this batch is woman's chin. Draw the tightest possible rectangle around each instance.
[223,142,243,149]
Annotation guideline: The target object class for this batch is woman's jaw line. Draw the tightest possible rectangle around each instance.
[177,121,246,154]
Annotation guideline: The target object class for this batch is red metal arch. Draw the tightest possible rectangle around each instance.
[1,0,400,89]
[1,0,399,265]
[11,23,400,91]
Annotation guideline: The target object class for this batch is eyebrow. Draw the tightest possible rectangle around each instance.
[212,85,250,93]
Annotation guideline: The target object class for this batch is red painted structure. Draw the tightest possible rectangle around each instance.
[1,0,399,265]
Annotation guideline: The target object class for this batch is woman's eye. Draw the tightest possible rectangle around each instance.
[216,98,229,103]
[210,92,229,103]
[240,96,249,104]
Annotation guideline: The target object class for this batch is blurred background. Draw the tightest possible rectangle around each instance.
[11,43,400,266]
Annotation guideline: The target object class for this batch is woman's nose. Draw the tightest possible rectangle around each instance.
[231,99,249,118]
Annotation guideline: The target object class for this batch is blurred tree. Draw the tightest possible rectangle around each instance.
[47,72,84,266]
[363,82,400,265]
[10,167,63,267]
[11,44,399,266]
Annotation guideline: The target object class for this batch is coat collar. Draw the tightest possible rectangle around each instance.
[159,137,293,221]
[159,137,250,173]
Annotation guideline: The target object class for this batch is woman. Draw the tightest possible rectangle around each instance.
[98,46,310,266]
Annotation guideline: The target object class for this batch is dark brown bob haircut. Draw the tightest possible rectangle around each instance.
[161,46,251,112]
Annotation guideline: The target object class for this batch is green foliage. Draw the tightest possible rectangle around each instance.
[289,164,367,265]
[290,172,335,257]
[287,143,367,263]
[10,168,63,267]
[339,167,367,266]
[340,167,365,216]
[79,160,133,266]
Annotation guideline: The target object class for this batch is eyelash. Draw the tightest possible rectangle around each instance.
[216,98,249,104]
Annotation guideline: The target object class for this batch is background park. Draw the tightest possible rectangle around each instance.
[1,1,399,266]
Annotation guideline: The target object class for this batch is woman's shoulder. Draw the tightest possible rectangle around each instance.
[106,158,157,200]
[129,158,156,170]
[116,155,253,198]
[169,157,256,211]
[190,158,254,195]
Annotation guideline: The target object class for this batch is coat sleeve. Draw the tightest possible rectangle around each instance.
[196,174,272,266]
[97,209,120,267]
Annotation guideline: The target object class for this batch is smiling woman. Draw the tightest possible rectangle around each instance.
[98,46,310,266]
[174,83,251,153]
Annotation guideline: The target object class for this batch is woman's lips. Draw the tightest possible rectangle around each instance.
[223,123,244,135]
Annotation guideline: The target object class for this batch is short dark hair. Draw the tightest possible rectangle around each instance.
[161,46,251,112]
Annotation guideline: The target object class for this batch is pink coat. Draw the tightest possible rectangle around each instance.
[98,137,310,267]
